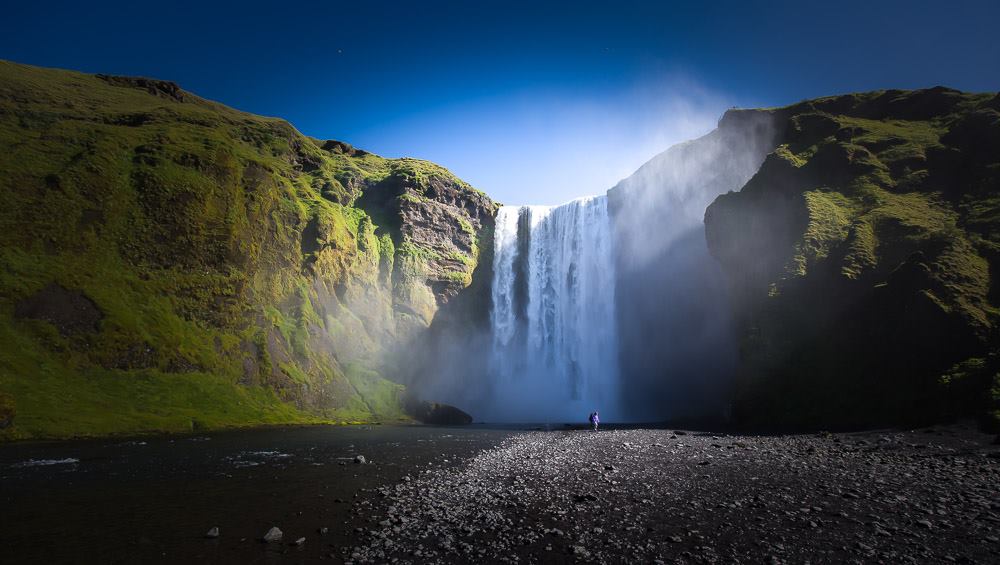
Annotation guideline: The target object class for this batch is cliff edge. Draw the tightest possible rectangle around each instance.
[705,87,1000,429]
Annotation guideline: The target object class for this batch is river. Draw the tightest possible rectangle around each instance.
[0,425,516,563]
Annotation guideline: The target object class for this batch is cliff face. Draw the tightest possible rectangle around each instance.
[0,61,495,439]
[606,110,778,421]
[705,88,1000,429]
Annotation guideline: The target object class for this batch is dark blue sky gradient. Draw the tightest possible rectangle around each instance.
[3,1,998,203]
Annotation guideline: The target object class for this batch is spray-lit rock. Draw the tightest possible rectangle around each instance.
[607,107,778,422]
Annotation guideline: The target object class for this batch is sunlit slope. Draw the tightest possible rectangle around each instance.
[706,87,1000,429]
[0,61,495,439]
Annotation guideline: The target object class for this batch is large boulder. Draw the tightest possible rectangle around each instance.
[405,398,474,425]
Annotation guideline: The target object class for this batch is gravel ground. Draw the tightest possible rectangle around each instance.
[346,426,1000,564]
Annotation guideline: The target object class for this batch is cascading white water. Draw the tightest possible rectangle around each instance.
[411,115,776,424]
[487,196,620,422]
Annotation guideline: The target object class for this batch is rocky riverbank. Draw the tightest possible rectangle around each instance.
[347,426,1000,564]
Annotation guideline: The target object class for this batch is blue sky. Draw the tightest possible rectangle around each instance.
[3,1,999,204]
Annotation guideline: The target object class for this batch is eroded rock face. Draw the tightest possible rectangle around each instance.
[246,157,497,415]
[298,157,496,358]
[704,88,1000,429]
[357,165,496,314]
[96,74,186,102]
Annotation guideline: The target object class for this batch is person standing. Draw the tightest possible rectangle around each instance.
[589,410,600,431]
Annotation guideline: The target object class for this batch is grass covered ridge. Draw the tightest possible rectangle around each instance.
[0,61,494,440]
[706,87,1000,429]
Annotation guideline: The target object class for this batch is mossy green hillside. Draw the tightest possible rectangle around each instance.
[705,87,1000,429]
[0,61,494,440]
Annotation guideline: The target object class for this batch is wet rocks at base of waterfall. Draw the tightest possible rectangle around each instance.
[404,398,474,425]
[344,426,1000,564]
[262,527,283,543]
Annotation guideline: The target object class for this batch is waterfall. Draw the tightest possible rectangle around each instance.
[410,115,776,424]
[487,196,620,422]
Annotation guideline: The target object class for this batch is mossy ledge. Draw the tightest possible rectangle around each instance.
[705,87,1000,430]
[0,61,496,440]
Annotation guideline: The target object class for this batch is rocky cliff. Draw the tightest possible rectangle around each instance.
[0,61,495,439]
[705,87,1000,429]
[606,109,777,422]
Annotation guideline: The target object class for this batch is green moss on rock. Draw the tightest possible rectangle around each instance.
[0,61,494,440]
[706,87,1000,430]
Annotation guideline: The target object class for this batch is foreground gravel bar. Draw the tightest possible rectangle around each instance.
[347,426,1000,564]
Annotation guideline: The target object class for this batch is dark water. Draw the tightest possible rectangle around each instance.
[0,425,517,564]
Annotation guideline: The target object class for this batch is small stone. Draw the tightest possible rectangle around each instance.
[354,455,367,464]
[263,527,283,543]
[294,537,306,546]
[205,526,220,538]
[318,527,329,535]
[916,519,933,529]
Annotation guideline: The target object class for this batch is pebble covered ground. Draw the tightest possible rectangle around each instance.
[347,426,1000,564]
